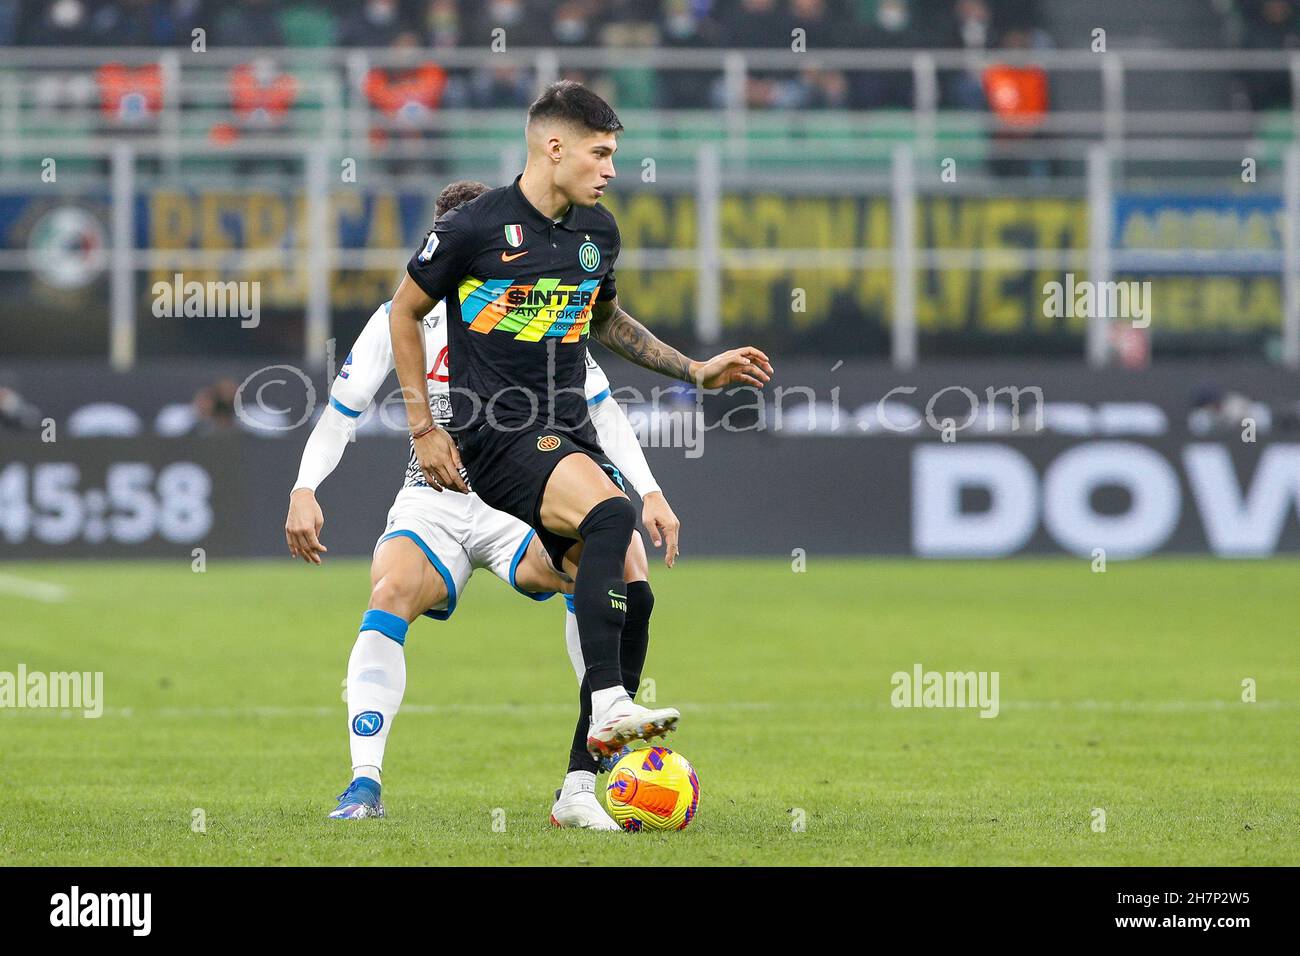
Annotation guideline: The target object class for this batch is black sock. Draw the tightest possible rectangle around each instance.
[566,580,655,776]
[572,497,635,691]
[568,674,597,774]
[620,580,654,694]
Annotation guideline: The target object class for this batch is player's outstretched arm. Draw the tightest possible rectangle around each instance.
[388,274,468,493]
[589,296,774,388]
[286,410,353,563]
[285,302,399,563]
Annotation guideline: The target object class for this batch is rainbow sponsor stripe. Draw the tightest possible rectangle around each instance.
[457,276,602,342]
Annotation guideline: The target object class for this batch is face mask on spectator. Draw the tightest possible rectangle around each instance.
[554,17,588,42]
[366,0,397,25]
[665,14,696,38]
[878,0,908,32]
[491,0,523,25]
[51,0,86,29]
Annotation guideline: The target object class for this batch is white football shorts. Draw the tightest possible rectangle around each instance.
[374,486,557,621]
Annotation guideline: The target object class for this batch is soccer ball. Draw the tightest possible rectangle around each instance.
[604,746,700,832]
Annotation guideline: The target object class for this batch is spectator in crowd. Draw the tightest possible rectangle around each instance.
[24,0,96,46]
[424,0,461,48]
[191,378,241,435]
[339,0,405,49]
[949,0,995,109]
[853,0,921,108]
[215,0,285,48]
[0,0,19,46]
[984,27,1051,177]
[461,0,548,49]
[0,386,42,432]
[657,0,722,109]
[721,0,793,48]
[91,0,203,47]
[1242,0,1300,46]
[467,63,534,109]
[1239,0,1299,108]
[781,62,851,109]
[550,1,595,45]
[789,0,860,49]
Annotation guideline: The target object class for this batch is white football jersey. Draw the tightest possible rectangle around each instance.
[329,300,613,488]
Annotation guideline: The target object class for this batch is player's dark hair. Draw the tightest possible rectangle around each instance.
[435,180,490,218]
[527,81,624,135]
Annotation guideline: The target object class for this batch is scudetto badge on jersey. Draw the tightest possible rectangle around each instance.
[417,231,440,262]
[578,241,600,272]
[504,224,523,248]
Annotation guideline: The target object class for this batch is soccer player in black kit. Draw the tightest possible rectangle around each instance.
[389,81,773,760]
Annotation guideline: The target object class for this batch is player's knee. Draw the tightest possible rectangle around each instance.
[626,579,654,624]
[578,495,636,544]
[623,531,649,581]
[369,573,434,619]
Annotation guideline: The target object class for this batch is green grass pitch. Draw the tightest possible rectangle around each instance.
[1,557,1297,866]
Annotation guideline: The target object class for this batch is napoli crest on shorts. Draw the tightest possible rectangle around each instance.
[537,435,561,452]
[578,241,600,272]
[352,711,384,737]
[504,224,524,248]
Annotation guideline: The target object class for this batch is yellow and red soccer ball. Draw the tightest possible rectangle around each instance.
[604,746,700,832]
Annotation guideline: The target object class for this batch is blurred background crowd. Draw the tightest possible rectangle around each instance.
[0,0,1294,111]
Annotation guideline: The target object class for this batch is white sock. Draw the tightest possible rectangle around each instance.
[560,770,596,799]
[353,765,382,784]
[591,685,631,719]
[346,630,406,780]
[564,608,585,683]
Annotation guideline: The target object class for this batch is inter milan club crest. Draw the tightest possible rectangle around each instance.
[504,224,524,247]
[537,435,561,452]
[578,241,600,272]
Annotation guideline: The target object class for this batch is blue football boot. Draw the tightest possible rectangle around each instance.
[328,776,384,819]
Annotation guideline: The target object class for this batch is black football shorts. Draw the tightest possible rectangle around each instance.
[457,421,627,571]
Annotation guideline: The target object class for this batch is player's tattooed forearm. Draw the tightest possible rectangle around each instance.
[592,305,692,382]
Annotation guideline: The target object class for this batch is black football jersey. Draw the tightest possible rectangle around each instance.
[405,173,620,434]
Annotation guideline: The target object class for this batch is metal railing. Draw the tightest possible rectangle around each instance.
[1,45,1298,158]
[0,136,1290,371]
[0,46,1296,369]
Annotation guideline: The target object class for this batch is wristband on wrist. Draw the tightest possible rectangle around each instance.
[411,422,437,441]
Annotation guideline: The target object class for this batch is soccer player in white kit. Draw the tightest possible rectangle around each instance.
[285,181,679,829]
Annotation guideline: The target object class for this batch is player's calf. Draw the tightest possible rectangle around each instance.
[331,536,445,819]
[571,496,636,691]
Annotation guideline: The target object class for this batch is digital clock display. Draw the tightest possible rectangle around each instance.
[0,461,213,545]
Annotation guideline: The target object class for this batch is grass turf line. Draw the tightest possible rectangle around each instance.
[1,557,1296,866]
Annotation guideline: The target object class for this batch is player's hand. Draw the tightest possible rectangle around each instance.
[414,424,469,493]
[641,491,681,569]
[690,346,773,389]
[285,488,327,565]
